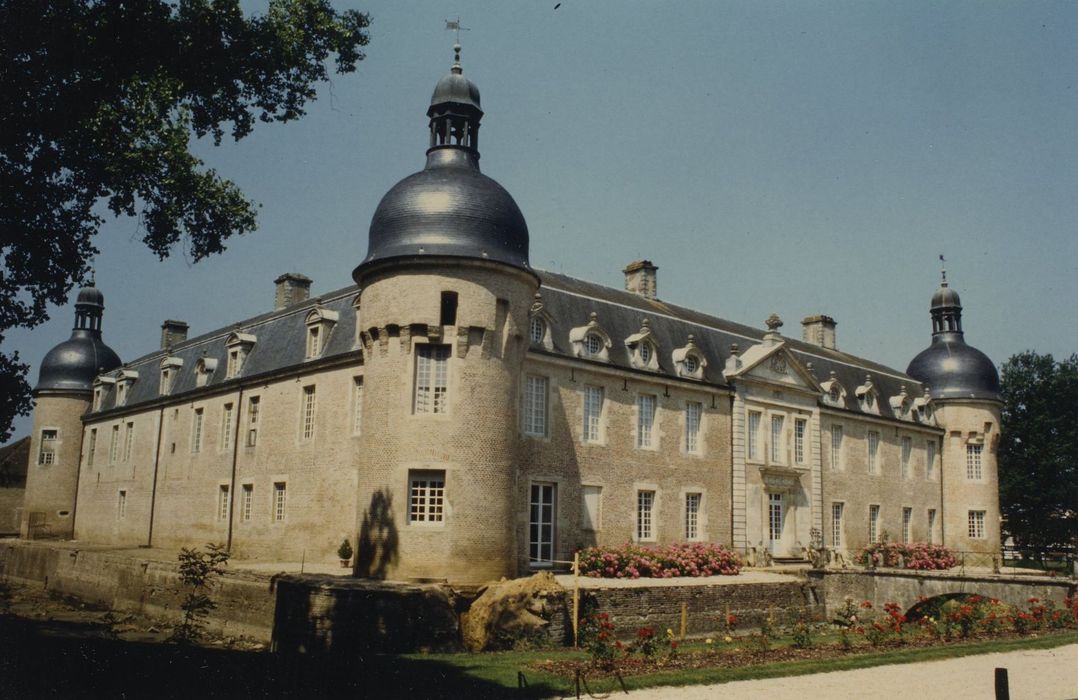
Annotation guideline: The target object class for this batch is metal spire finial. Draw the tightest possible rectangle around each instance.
[939,254,948,286]
[445,18,470,70]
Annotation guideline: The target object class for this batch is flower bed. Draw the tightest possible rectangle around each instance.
[859,541,957,570]
[577,542,741,578]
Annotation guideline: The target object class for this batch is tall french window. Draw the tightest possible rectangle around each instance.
[902,507,912,543]
[523,375,548,437]
[868,504,880,543]
[301,386,316,440]
[221,404,234,451]
[87,428,97,467]
[192,408,204,453]
[966,444,983,480]
[353,378,364,435]
[684,493,701,540]
[771,415,785,462]
[831,502,844,547]
[636,394,656,448]
[218,485,230,521]
[900,437,912,479]
[246,396,260,447]
[636,490,655,540]
[831,425,843,470]
[123,422,134,462]
[867,431,880,474]
[926,440,937,479]
[928,509,937,544]
[118,490,127,520]
[747,411,761,460]
[109,425,119,463]
[242,484,253,521]
[529,483,556,565]
[794,418,806,464]
[582,386,603,443]
[685,402,702,453]
[415,344,450,414]
[273,482,287,522]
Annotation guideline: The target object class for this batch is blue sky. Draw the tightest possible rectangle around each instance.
[6,1,1077,443]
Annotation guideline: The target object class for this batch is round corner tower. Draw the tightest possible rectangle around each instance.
[22,284,121,539]
[907,272,1002,555]
[352,46,538,584]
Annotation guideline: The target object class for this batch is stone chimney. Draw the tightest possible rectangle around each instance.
[160,320,189,350]
[274,273,312,310]
[623,260,658,300]
[801,314,837,350]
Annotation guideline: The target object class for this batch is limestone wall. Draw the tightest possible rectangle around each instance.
[935,401,1002,554]
[21,393,91,539]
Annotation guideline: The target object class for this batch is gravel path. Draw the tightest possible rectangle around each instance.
[619,643,1078,699]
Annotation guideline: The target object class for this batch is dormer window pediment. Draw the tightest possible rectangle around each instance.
[527,292,554,350]
[195,357,218,388]
[912,389,934,425]
[624,319,660,371]
[114,369,138,406]
[820,371,846,408]
[672,335,707,380]
[889,385,912,421]
[160,356,183,395]
[569,312,612,362]
[855,374,880,415]
[92,374,117,411]
[226,332,256,378]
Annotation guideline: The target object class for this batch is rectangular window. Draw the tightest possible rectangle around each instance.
[221,403,234,451]
[926,441,937,479]
[582,386,603,443]
[227,349,240,378]
[242,484,253,522]
[771,415,785,463]
[306,325,321,358]
[966,444,983,480]
[968,510,986,539]
[685,402,702,454]
[928,509,937,544]
[768,493,784,543]
[581,485,602,531]
[246,396,260,447]
[636,490,655,540]
[273,482,287,522]
[301,385,316,440]
[831,502,844,548]
[38,429,58,465]
[118,490,127,520]
[353,377,364,435]
[684,493,702,540]
[902,507,912,543]
[636,394,656,449]
[218,485,230,521]
[109,425,120,464]
[747,411,761,460]
[409,471,446,524]
[160,369,171,395]
[867,431,880,474]
[87,428,97,467]
[440,291,459,326]
[529,483,556,565]
[794,418,806,464]
[415,344,450,414]
[123,422,134,462]
[116,382,127,406]
[831,425,843,470]
[868,504,881,543]
[900,437,912,479]
[523,375,548,437]
[191,408,204,453]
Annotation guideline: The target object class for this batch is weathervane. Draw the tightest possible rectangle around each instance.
[445,17,470,44]
[939,253,947,285]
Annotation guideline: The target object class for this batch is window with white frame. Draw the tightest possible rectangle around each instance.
[242,484,253,521]
[747,411,761,460]
[301,385,316,440]
[529,483,556,565]
[529,316,546,345]
[968,510,986,539]
[352,377,363,435]
[218,485,230,521]
[966,444,983,480]
[636,394,656,448]
[87,428,97,467]
[581,485,602,531]
[118,490,127,520]
[227,349,242,378]
[273,482,287,522]
[636,490,655,540]
[221,403,234,451]
[831,502,844,548]
[685,402,702,454]
[684,493,702,540]
[159,368,172,395]
[771,414,785,463]
[794,418,806,465]
[902,507,912,543]
[415,344,450,414]
[582,386,603,443]
[584,333,604,356]
[523,375,548,437]
[123,422,134,462]
[116,381,128,406]
[38,429,58,465]
[900,436,912,479]
[867,431,880,474]
[831,425,843,470]
[868,504,880,543]
[926,440,937,479]
[928,509,937,544]
[306,325,322,358]
[192,408,204,453]
[409,471,446,524]
[246,396,260,447]
[109,425,120,464]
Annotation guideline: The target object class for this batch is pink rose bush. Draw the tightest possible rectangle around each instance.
[578,542,741,578]
[859,542,957,570]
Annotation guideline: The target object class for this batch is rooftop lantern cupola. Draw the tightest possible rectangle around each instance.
[929,264,963,338]
[73,276,105,333]
[428,44,482,155]
[35,276,122,394]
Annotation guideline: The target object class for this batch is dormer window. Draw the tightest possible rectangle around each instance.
[194,357,218,388]
[640,342,653,364]
[889,386,912,421]
[585,333,603,355]
[624,319,660,371]
[225,332,256,378]
[529,316,546,345]
[112,370,138,407]
[821,371,846,408]
[569,313,612,362]
[93,386,104,411]
[307,325,321,357]
[305,308,339,360]
[673,335,707,380]
[93,375,117,410]
[160,357,183,395]
[855,374,879,415]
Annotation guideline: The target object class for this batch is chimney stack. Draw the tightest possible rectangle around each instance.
[801,314,837,350]
[274,273,312,310]
[623,260,658,300]
[160,320,189,349]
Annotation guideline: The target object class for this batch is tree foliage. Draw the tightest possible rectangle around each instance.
[998,351,1078,549]
[0,0,370,441]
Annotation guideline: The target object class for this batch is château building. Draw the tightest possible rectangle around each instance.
[20,49,1003,585]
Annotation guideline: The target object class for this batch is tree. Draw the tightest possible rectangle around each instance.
[0,0,370,442]
[998,351,1078,550]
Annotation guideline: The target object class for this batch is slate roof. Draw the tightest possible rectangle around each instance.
[87,268,927,427]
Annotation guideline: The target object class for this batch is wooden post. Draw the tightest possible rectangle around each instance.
[680,602,688,641]
[994,667,1010,700]
[572,551,580,648]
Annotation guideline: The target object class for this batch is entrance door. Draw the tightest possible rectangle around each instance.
[529,483,556,566]
[768,493,785,556]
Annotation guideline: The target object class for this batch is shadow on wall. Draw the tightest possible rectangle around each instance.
[355,489,398,579]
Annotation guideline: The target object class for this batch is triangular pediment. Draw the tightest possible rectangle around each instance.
[728,342,821,393]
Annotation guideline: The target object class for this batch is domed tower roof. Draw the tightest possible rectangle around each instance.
[907,268,999,401]
[354,45,531,283]
[36,282,122,394]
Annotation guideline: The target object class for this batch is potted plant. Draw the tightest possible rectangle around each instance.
[337,538,353,568]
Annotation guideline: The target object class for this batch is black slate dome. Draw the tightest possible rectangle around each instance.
[355,46,531,281]
[36,284,121,394]
[907,278,999,401]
